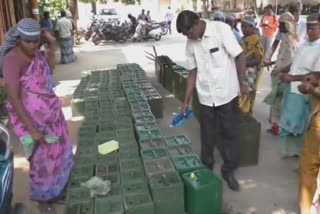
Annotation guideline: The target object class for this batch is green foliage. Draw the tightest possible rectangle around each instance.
[38,0,69,21]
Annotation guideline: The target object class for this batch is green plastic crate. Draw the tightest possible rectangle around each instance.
[117,138,138,146]
[119,142,139,153]
[167,144,193,158]
[122,179,150,196]
[100,172,121,184]
[135,122,158,132]
[97,130,115,144]
[120,159,144,172]
[139,138,165,150]
[149,171,185,214]
[164,135,190,147]
[68,176,91,189]
[131,104,150,112]
[95,162,119,176]
[119,151,140,161]
[143,158,175,177]
[70,164,94,179]
[75,146,97,158]
[116,128,135,139]
[104,183,122,199]
[137,130,162,141]
[95,197,124,214]
[172,155,204,175]
[115,117,133,129]
[74,155,96,167]
[66,187,91,205]
[65,199,94,214]
[141,148,169,162]
[127,96,146,103]
[78,126,97,138]
[123,192,155,214]
[96,151,118,164]
[71,98,85,117]
[182,169,223,214]
[98,122,114,132]
[146,95,163,119]
[134,115,156,125]
[120,168,146,185]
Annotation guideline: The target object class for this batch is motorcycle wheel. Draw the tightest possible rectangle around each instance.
[118,37,127,43]
[85,32,91,41]
[128,31,135,39]
[92,35,101,46]
[155,34,161,41]
[161,25,168,35]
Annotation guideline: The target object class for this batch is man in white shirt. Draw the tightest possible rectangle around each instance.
[267,0,307,61]
[55,11,76,64]
[176,10,247,191]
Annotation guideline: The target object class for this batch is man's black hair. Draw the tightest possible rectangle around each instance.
[61,10,66,17]
[266,4,273,10]
[288,1,302,13]
[176,10,199,33]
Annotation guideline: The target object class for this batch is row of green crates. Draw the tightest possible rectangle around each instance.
[122,74,224,214]
[67,65,224,214]
[66,69,146,214]
[118,63,163,119]
[155,55,262,167]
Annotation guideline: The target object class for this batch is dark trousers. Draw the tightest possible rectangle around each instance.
[199,97,239,174]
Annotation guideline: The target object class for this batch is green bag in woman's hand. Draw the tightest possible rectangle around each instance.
[20,135,60,159]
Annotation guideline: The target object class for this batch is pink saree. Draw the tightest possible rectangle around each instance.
[6,50,74,201]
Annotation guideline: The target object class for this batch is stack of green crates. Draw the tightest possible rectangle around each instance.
[68,65,224,214]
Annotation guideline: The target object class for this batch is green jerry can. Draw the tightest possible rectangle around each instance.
[238,113,261,166]
[182,168,223,214]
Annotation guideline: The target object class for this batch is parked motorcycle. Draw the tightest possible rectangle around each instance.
[150,21,169,35]
[127,22,137,39]
[85,19,103,41]
[133,20,162,42]
[91,21,129,45]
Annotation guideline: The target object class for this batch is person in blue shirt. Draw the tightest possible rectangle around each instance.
[40,11,52,32]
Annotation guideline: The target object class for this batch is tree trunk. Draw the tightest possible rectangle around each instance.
[29,0,40,21]
[91,1,97,15]
[69,0,78,31]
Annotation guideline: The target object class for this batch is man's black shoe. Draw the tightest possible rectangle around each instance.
[222,173,240,192]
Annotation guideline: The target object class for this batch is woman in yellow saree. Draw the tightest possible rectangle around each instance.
[239,16,264,113]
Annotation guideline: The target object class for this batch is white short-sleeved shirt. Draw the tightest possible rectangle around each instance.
[185,20,243,107]
[56,17,73,39]
[275,19,307,46]
[289,39,320,94]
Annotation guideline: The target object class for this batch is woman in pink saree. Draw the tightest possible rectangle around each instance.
[0,19,74,213]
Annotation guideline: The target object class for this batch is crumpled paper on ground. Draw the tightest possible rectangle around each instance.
[80,176,111,198]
